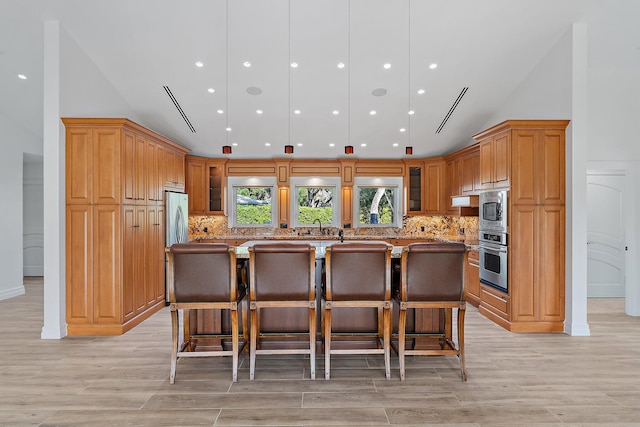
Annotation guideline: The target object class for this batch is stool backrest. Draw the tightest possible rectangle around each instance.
[249,243,315,301]
[168,243,233,303]
[326,242,391,301]
[403,242,466,301]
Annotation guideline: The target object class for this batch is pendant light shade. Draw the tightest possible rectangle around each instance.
[405,146,413,155]
[284,145,294,154]
[222,145,232,154]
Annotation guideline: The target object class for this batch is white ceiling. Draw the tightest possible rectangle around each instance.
[2,0,640,160]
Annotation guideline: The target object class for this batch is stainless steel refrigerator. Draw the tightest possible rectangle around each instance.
[165,191,189,302]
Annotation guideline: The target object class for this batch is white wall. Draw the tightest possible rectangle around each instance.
[42,23,139,338]
[24,158,44,276]
[0,115,42,300]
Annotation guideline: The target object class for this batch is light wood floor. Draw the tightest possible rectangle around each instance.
[2,278,640,426]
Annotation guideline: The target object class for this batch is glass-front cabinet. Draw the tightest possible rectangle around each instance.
[404,161,424,215]
[208,161,225,213]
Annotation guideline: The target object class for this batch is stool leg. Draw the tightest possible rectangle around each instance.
[170,306,179,384]
[383,305,391,380]
[324,307,332,380]
[458,303,467,381]
[309,303,316,380]
[250,305,258,380]
[231,307,239,383]
[398,307,407,382]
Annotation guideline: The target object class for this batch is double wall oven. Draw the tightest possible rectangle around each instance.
[479,189,508,293]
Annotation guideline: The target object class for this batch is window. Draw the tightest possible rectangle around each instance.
[228,177,277,228]
[353,177,403,228]
[290,177,341,228]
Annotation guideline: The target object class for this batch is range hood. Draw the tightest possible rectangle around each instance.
[451,195,479,207]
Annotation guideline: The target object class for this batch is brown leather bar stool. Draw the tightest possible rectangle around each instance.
[394,242,467,381]
[323,241,392,380]
[248,242,316,380]
[166,243,246,384]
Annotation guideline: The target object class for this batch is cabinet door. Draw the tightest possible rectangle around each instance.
[134,135,146,204]
[493,131,510,187]
[164,149,177,188]
[406,164,423,214]
[123,130,136,204]
[145,207,159,306]
[93,205,121,324]
[510,205,537,322]
[145,140,160,204]
[445,158,460,215]
[66,127,93,204]
[478,139,493,189]
[93,128,121,204]
[155,144,165,201]
[208,162,225,214]
[186,158,207,214]
[155,206,166,302]
[510,129,538,205]
[465,250,480,306]
[174,152,186,191]
[341,186,353,227]
[539,129,565,205]
[134,206,147,315]
[66,204,93,324]
[122,206,136,321]
[538,205,565,321]
[461,151,479,195]
[424,161,444,214]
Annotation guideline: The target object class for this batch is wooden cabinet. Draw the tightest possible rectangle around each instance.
[63,118,189,336]
[164,148,185,191]
[478,130,510,189]
[186,157,208,215]
[424,159,445,215]
[445,157,460,215]
[474,120,569,333]
[510,128,566,205]
[461,149,480,195]
[185,156,226,215]
[404,161,424,214]
[465,249,480,307]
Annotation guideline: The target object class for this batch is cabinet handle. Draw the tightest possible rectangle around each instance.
[133,225,140,228]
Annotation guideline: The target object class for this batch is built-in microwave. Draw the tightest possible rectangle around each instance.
[479,189,508,233]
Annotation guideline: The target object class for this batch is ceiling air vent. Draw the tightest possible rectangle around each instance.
[436,87,468,134]
[163,85,196,133]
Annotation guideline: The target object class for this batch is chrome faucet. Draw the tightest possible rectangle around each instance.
[313,218,323,235]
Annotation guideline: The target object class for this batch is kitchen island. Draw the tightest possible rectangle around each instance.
[188,239,463,352]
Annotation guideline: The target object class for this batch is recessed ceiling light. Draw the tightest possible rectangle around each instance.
[256,109,263,114]
[332,110,339,115]
[393,143,399,147]
[18,74,27,80]
[337,62,345,69]
[243,61,251,67]
[399,128,406,133]
[217,109,224,114]
[265,142,271,146]
[294,110,301,115]
[290,62,298,68]
[429,63,438,70]
[372,88,387,96]
[408,110,415,115]
[370,110,377,115]
[207,88,215,93]
[417,89,425,95]
[297,143,303,146]
[383,63,392,69]
[361,143,367,147]
[225,127,232,132]
[195,61,204,67]
[329,143,335,147]
[232,143,238,146]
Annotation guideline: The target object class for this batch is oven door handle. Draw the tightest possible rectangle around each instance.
[480,244,508,254]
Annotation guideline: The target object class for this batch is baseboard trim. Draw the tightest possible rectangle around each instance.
[0,285,26,301]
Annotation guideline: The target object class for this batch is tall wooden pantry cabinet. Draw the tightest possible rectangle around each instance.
[63,118,189,335]
[473,120,569,333]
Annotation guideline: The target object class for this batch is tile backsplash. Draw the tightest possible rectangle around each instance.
[189,215,478,241]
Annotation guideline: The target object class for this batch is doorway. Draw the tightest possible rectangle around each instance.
[23,154,44,277]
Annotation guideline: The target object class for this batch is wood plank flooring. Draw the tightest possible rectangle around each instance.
[1,277,639,426]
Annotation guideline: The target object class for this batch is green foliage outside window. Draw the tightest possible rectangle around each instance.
[296,186,334,225]
[358,187,395,225]
[298,207,333,224]
[236,205,272,225]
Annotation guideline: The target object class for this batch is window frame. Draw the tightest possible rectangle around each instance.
[353,176,403,228]
[290,176,341,229]
[227,176,278,228]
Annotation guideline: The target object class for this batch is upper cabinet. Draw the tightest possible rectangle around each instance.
[64,118,189,206]
[478,130,510,189]
[186,156,226,215]
[474,120,569,203]
[424,159,445,215]
[404,160,424,215]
